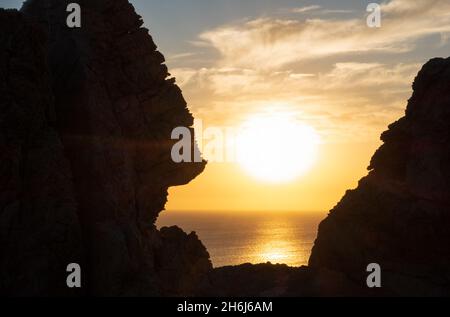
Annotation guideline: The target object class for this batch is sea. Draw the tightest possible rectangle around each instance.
[156,211,326,268]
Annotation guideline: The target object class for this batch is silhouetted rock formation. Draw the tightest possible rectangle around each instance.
[1,0,208,296]
[0,9,82,296]
[206,263,314,297]
[310,57,450,296]
[157,227,212,296]
[204,263,371,297]
[2,0,450,297]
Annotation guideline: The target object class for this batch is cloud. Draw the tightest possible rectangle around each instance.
[198,0,450,69]
[381,0,441,16]
[291,5,322,14]
[167,52,197,61]
[172,60,420,142]
[322,9,355,14]
[172,0,449,142]
[291,5,354,15]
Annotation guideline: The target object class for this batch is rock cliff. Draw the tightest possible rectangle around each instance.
[2,0,450,297]
[309,57,450,296]
[0,8,82,296]
[1,0,208,296]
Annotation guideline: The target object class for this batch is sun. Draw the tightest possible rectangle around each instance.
[236,113,320,183]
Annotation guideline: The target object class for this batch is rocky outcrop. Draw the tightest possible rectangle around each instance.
[156,227,212,296]
[1,0,208,296]
[0,9,82,296]
[2,0,450,298]
[204,263,374,297]
[206,264,313,297]
[310,57,450,296]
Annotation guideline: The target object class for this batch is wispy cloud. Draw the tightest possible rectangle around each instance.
[322,9,355,14]
[172,61,420,141]
[286,6,353,15]
[172,0,450,142]
[198,0,450,69]
[167,52,197,61]
[291,5,322,14]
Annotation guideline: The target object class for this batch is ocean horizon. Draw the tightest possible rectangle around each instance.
[157,211,326,268]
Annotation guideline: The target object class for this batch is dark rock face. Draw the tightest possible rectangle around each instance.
[206,264,314,297]
[156,227,212,296]
[0,9,82,296]
[2,0,450,298]
[310,57,450,296]
[205,264,373,297]
[1,0,208,296]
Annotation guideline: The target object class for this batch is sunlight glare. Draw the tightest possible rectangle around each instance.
[236,112,320,183]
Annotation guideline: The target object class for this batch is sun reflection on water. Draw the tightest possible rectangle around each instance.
[260,250,290,263]
[157,211,323,268]
[249,219,312,267]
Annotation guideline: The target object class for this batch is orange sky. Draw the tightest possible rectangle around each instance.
[7,0,449,213]
[167,141,380,212]
[161,0,450,213]
[6,0,450,215]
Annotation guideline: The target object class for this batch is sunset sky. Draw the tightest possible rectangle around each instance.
[6,0,450,212]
